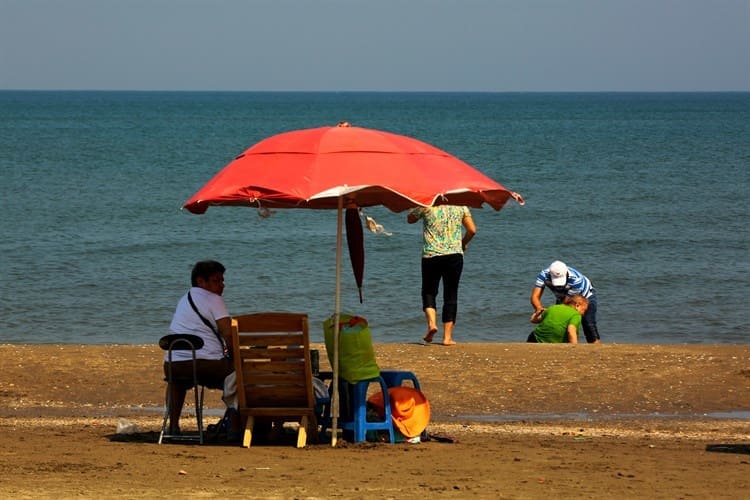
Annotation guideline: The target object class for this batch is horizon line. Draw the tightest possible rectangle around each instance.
[2,88,749,94]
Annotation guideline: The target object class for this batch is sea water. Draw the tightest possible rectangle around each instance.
[0,91,748,345]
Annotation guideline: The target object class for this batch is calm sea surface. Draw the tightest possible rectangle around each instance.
[1,91,748,345]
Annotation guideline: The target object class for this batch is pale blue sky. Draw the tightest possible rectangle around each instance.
[1,0,748,91]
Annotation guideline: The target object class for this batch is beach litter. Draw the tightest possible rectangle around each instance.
[116,418,139,435]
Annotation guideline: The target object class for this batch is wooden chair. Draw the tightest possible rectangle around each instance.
[230,312,317,448]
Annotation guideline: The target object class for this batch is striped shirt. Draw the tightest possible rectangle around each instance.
[534,266,594,299]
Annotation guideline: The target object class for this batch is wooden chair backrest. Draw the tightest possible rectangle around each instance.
[231,312,315,415]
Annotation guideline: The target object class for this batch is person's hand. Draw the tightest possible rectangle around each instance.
[530,308,545,323]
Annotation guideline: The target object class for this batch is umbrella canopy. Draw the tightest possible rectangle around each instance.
[183,123,518,214]
[183,122,523,446]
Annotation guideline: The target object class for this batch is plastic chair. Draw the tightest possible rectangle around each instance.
[379,370,421,391]
[337,376,395,443]
[379,370,427,441]
[158,334,205,444]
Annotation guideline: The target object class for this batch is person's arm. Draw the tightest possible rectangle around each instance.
[216,316,233,347]
[566,324,579,344]
[461,214,476,251]
[530,287,545,313]
[407,210,420,224]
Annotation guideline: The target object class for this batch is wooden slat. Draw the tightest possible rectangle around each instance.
[236,347,305,361]
[234,313,310,334]
[247,394,308,407]
[237,333,304,347]
[241,362,305,375]
[243,384,307,395]
[242,373,306,386]
[240,408,317,417]
[247,396,308,408]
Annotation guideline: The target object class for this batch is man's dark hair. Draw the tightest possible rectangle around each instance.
[191,260,226,286]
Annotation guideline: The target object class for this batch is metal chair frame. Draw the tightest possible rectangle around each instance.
[159,335,205,444]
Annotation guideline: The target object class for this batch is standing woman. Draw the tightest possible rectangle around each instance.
[407,205,476,345]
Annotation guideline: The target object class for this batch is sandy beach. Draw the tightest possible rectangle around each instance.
[1,342,749,498]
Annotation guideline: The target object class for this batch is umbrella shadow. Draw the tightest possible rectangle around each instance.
[106,430,240,447]
[706,444,750,455]
[106,430,160,443]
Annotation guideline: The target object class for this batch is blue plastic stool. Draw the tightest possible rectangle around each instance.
[379,370,421,391]
[338,376,395,443]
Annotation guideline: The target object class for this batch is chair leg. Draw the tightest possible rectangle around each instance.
[159,382,206,444]
[160,339,205,444]
[193,384,204,444]
[352,381,372,442]
[242,416,254,448]
[377,377,396,444]
[158,384,171,445]
[297,416,309,448]
[307,414,319,444]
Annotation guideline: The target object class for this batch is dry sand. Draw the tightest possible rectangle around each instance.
[1,342,749,498]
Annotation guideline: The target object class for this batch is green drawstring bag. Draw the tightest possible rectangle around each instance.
[323,313,380,383]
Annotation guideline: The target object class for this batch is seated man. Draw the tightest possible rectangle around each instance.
[527,294,589,344]
[164,260,239,437]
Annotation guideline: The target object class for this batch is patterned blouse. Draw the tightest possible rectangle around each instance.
[409,205,471,258]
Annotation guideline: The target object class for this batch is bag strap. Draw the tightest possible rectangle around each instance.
[187,291,229,358]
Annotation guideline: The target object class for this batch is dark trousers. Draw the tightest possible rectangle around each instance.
[421,253,464,323]
[163,358,233,389]
[581,294,600,343]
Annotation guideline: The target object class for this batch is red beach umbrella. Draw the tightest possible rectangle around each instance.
[183,122,524,445]
[183,123,519,213]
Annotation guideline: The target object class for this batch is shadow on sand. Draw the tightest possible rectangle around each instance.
[706,444,750,455]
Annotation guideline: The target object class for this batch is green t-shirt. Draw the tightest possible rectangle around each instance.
[532,304,582,343]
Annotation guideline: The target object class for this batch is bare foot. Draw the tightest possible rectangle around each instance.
[440,339,457,346]
[423,326,438,343]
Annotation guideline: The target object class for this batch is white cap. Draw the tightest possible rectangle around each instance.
[549,261,568,286]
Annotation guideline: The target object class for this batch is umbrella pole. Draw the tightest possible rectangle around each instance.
[331,196,343,447]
